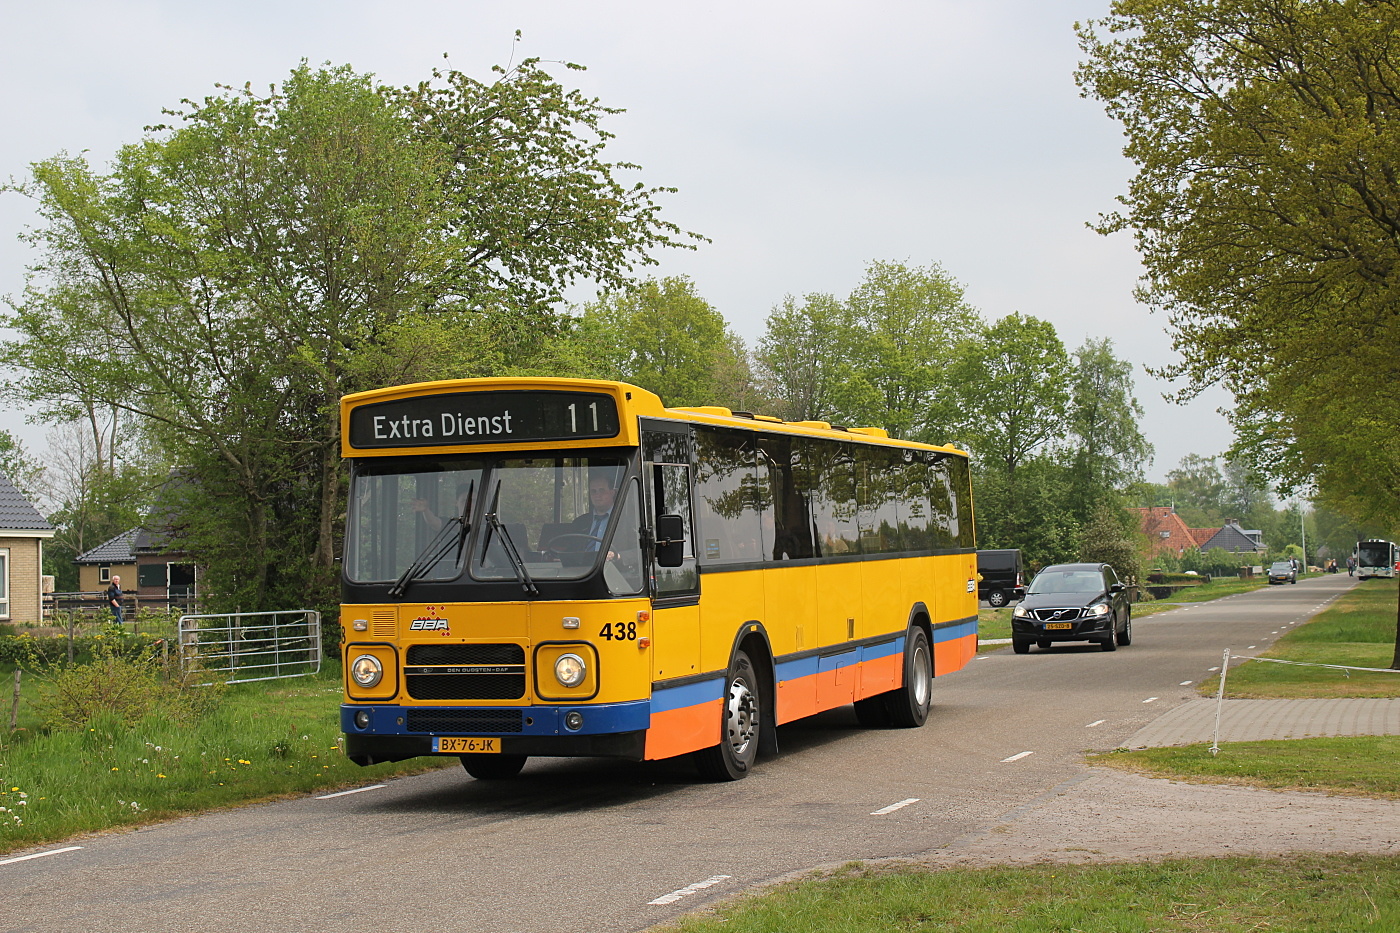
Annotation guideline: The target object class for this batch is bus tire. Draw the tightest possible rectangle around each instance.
[694,649,761,781]
[853,694,894,727]
[886,627,933,728]
[460,753,527,780]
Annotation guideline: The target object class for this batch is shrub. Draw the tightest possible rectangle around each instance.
[31,642,224,732]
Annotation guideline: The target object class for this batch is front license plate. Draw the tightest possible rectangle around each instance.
[1043,622,1074,630]
[434,737,500,754]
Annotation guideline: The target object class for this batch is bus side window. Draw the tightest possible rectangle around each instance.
[649,462,698,597]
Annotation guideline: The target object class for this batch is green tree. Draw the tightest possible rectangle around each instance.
[1079,498,1144,583]
[1165,454,1227,527]
[755,292,852,422]
[37,421,152,592]
[1076,0,1400,528]
[570,276,749,409]
[951,312,1072,477]
[0,430,43,501]
[837,260,979,441]
[1066,338,1152,522]
[973,456,1079,569]
[2,61,696,610]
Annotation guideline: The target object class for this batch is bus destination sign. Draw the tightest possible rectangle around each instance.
[348,391,622,449]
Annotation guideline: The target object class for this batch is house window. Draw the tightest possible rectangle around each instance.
[99,564,112,584]
[0,548,9,620]
[1159,531,1171,538]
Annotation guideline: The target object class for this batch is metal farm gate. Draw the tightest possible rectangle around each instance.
[177,610,322,684]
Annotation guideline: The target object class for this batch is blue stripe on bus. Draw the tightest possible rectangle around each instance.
[341,700,650,737]
[650,676,725,714]
[932,619,977,643]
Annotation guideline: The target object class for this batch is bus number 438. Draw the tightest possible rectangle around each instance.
[599,622,637,641]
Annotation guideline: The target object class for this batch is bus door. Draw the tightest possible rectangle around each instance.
[640,422,700,683]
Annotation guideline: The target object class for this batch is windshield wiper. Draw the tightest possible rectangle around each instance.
[388,481,474,599]
[482,483,538,596]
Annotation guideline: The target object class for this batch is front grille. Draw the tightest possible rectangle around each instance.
[1032,607,1084,622]
[407,673,526,700]
[404,642,527,700]
[406,709,524,734]
[407,644,524,665]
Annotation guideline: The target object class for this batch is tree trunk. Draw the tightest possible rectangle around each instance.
[1392,580,1400,670]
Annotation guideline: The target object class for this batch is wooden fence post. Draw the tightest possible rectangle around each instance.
[9,669,19,731]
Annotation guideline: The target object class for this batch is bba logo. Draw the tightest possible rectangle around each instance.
[410,617,451,634]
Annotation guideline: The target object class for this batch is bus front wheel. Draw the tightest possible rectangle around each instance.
[460,753,527,780]
[694,649,761,781]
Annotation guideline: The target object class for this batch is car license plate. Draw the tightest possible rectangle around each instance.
[1043,622,1074,630]
[434,737,500,754]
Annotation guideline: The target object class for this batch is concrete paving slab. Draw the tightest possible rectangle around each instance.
[1127,697,1400,748]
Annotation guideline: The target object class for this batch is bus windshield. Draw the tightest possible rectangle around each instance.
[1358,542,1392,566]
[346,453,641,589]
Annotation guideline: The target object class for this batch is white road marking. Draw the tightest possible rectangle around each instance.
[649,875,732,905]
[1208,666,1220,672]
[1248,645,1257,649]
[1143,697,1159,703]
[871,797,920,815]
[1001,751,1034,762]
[1086,720,1105,727]
[1180,681,1193,686]
[0,846,83,866]
[317,784,387,799]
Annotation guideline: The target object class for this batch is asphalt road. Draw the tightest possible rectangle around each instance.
[0,573,1358,933]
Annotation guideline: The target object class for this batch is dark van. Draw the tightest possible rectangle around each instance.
[977,549,1025,607]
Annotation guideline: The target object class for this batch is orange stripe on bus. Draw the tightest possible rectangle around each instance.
[934,634,975,675]
[644,699,722,760]
[855,652,901,700]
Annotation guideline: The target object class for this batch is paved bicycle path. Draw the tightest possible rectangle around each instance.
[1126,696,1400,748]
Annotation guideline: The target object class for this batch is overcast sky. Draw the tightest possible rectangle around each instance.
[0,0,1237,482]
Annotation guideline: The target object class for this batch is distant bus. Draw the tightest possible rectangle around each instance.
[1355,540,1399,580]
[338,378,979,781]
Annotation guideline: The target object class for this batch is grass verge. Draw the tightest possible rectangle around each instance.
[1131,575,1270,618]
[657,855,1400,932]
[1213,578,1400,698]
[0,667,454,855]
[1092,736,1400,797]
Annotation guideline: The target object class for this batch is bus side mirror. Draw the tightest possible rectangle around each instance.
[655,513,686,568]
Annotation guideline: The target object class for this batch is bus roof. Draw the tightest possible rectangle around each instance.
[340,377,968,459]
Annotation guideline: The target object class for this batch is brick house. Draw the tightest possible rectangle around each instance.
[1128,507,1266,561]
[73,528,139,592]
[0,471,56,624]
[74,526,196,603]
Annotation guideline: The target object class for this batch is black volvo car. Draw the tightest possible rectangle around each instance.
[1010,562,1132,654]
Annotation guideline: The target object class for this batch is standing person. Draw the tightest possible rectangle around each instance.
[106,574,124,626]
[1348,555,1356,577]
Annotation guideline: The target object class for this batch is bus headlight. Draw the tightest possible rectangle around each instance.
[351,654,383,688]
[554,653,586,688]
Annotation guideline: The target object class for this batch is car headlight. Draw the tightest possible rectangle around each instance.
[350,654,383,687]
[554,653,586,688]
[1012,605,1028,618]
[1090,603,1110,617]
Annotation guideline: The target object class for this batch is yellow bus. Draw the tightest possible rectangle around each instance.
[339,378,978,780]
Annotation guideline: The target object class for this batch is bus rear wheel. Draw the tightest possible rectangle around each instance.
[460,753,527,780]
[694,649,761,781]
[887,627,933,727]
